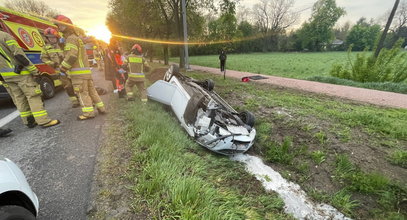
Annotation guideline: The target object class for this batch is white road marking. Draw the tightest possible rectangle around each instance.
[0,110,19,128]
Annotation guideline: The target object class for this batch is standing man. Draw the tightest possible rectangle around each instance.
[124,44,150,102]
[0,31,60,128]
[41,27,79,108]
[93,45,103,71]
[219,49,227,73]
[55,15,106,120]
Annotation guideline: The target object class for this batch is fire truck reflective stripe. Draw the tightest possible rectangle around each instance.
[61,61,72,69]
[95,102,104,108]
[65,43,78,51]
[20,111,32,117]
[32,110,48,117]
[82,107,94,112]
[129,57,142,63]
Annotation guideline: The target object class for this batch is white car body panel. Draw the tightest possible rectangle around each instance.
[147,66,256,155]
[0,158,39,215]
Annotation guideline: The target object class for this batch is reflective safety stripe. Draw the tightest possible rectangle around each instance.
[0,47,13,68]
[54,79,62,87]
[69,67,91,75]
[47,49,63,53]
[95,102,104,108]
[129,57,142,63]
[20,111,32,117]
[141,99,148,102]
[82,107,94,112]
[44,60,53,64]
[129,73,145,78]
[27,65,37,72]
[69,96,78,101]
[65,43,78,51]
[61,61,72,69]
[127,92,133,96]
[5,40,19,47]
[32,110,48,118]
[0,70,31,76]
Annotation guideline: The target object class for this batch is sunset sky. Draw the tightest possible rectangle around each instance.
[0,0,398,42]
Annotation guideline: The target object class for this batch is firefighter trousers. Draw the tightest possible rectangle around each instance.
[2,75,52,125]
[60,75,79,105]
[125,77,147,102]
[71,78,105,117]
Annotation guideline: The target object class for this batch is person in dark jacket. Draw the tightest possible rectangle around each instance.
[219,50,227,72]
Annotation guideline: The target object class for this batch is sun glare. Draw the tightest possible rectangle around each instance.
[87,25,111,43]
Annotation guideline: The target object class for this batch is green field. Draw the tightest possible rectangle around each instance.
[172,52,360,79]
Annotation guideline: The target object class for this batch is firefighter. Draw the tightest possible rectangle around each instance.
[55,15,106,120]
[93,45,103,71]
[0,31,60,128]
[124,44,150,102]
[41,27,79,108]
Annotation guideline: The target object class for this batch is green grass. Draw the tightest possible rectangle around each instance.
[331,189,359,216]
[311,150,326,165]
[172,52,359,79]
[120,100,292,219]
[389,149,407,168]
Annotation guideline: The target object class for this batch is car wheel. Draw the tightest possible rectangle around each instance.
[39,76,55,99]
[203,79,214,91]
[0,205,36,220]
[239,111,255,127]
[164,64,179,82]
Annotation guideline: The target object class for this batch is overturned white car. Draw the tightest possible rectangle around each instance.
[147,65,256,155]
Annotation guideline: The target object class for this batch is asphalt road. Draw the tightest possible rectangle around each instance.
[0,69,111,220]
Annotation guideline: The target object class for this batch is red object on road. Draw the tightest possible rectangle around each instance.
[242,77,250,82]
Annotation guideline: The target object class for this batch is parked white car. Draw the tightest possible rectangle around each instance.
[147,65,256,155]
[0,158,38,220]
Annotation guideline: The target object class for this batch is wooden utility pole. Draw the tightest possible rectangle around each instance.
[374,0,400,57]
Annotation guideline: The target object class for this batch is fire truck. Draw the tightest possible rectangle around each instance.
[0,6,62,100]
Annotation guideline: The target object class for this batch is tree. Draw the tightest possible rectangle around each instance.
[296,0,345,51]
[251,0,297,51]
[5,0,58,18]
[334,21,351,41]
[345,18,381,51]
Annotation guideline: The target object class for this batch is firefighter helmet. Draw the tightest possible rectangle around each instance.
[131,44,142,54]
[44,27,60,38]
[54,15,73,25]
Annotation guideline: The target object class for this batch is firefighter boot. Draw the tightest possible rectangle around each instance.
[0,128,12,137]
[41,119,60,128]
[27,116,37,128]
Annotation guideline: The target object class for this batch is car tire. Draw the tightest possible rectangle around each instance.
[239,111,255,127]
[164,64,180,82]
[39,76,55,99]
[0,205,35,220]
[203,79,214,91]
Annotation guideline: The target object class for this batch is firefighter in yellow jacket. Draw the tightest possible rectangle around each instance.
[0,31,60,128]
[55,15,106,120]
[41,27,79,108]
[124,44,150,102]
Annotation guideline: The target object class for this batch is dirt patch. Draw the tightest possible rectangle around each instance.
[87,100,150,219]
[147,68,167,83]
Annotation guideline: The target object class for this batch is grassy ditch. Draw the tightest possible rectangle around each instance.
[118,99,293,219]
[186,71,407,219]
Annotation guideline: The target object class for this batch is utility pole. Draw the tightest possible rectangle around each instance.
[374,0,400,57]
[181,0,190,70]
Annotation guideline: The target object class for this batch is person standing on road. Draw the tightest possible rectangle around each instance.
[123,44,150,102]
[219,49,227,73]
[0,31,60,128]
[41,27,79,108]
[55,15,106,120]
[93,45,103,71]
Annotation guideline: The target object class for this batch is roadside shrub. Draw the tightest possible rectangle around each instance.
[330,39,407,83]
